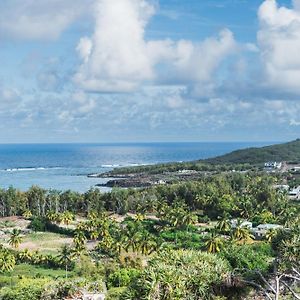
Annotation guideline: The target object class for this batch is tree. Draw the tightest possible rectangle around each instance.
[22,210,32,219]
[57,244,74,278]
[17,248,32,263]
[230,221,254,244]
[73,229,87,253]
[60,211,74,225]
[216,217,231,233]
[265,228,278,243]
[204,231,225,253]
[8,229,22,249]
[0,248,15,272]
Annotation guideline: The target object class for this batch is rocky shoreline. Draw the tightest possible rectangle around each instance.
[90,170,207,188]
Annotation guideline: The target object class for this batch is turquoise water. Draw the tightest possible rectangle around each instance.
[0,142,270,192]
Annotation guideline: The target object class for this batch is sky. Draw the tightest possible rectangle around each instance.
[0,0,300,143]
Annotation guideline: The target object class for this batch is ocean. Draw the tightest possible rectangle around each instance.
[0,142,270,192]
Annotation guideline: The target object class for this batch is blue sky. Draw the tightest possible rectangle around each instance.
[0,0,300,143]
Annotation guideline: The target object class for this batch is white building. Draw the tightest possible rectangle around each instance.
[273,184,289,191]
[264,161,282,169]
[288,186,300,200]
[253,224,283,239]
[230,219,252,229]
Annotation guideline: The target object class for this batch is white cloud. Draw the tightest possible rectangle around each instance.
[75,0,237,93]
[0,0,92,40]
[74,0,155,93]
[258,0,300,93]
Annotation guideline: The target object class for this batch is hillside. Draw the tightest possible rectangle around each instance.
[205,139,300,164]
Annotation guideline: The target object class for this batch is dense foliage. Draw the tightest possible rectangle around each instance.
[121,250,230,300]
[0,166,299,299]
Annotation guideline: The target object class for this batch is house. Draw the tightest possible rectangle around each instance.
[273,184,289,192]
[252,224,283,239]
[264,161,282,170]
[230,219,252,229]
[288,186,300,200]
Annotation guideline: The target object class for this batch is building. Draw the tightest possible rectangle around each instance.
[264,161,282,170]
[288,186,300,200]
[252,224,283,239]
[230,219,252,229]
[273,184,289,192]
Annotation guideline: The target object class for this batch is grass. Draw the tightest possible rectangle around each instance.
[0,263,73,288]
[21,232,73,254]
[0,231,73,255]
[0,221,16,229]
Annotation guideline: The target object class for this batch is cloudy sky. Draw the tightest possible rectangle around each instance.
[0,0,300,143]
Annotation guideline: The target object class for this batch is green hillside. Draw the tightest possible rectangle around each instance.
[205,139,300,164]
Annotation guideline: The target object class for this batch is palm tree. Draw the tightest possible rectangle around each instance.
[265,228,277,242]
[216,217,231,234]
[0,249,15,272]
[90,229,99,241]
[137,233,158,255]
[231,223,254,244]
[17,248,32,263]
[22,210,32,219]
[46,211,58,223]
[73,230,87,252]
[60,211,74,225]
[182,211,198,229]
[57,244,74,278]
[135,213,145,222]
[204,231,224,253]
[8,229,22,249]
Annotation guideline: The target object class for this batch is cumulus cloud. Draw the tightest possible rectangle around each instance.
[258,0,300,93]
[74,0,155,92]
[0,0,93,40]
[75,0,237,93]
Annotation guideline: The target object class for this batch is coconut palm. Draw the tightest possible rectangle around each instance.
[135,213,145,222]
[265,228,278,242]
[90,229,99,241]
[22,210,32,219]
[137,233,158,255]
[60,211,74,225]
[46,211,58,223]
[0,249,15,272]
[204,231,224,253]
[182,211,198,229]
[17,248,32,263]
[216,217,231,234]
[57,244,74,278]
[231,223,254,244]
[8,229,22,249]
[73,229,87,252]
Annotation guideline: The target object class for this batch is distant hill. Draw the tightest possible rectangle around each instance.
[101,139,300,176]
[205,139,300,164]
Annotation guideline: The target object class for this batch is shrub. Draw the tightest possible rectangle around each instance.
[0,278,49,300]
[220,243,273,277]
[28,217,46,232]
[121,249,230,300]
[107,268,140,288]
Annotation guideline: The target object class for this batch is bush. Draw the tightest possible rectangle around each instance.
[0,278,49,300]
[107,268,140,288]
[121,249,230,300]
[106,287,127,300]
[29,217,46,232]
[220,243,273,277]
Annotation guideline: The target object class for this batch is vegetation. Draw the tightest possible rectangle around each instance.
[102,139,300,176]
[206,138,300,164]
[0,155,299,298]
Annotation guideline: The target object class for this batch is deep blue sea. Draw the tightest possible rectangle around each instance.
[0,142,270,192]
